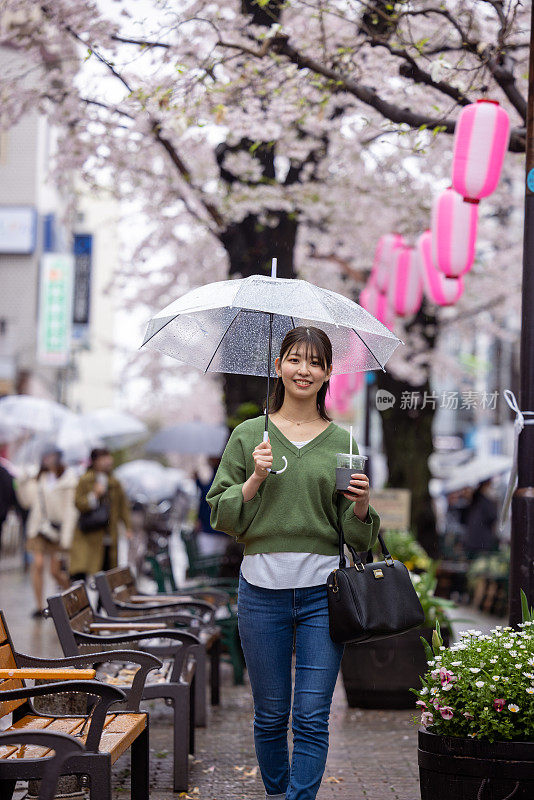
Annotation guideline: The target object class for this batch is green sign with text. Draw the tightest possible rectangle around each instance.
[37,253,74,367]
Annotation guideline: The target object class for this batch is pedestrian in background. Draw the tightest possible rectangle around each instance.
[207,326,380,800]
[194,456,228,556]
[464,479,499,559]
[0,462,17,553]
[70,447,131,581]
[15,448,76,618]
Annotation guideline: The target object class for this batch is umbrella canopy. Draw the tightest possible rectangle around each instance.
[429,454,512,495]
[0,395,75,434]
[141,273,400,377]
[145,422,228,456]
[114,459,187,503]
[57,409,147,453]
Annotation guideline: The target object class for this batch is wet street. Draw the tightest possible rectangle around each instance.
[0,562,504,800]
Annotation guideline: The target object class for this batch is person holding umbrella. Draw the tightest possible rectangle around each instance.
[207,326,380,800]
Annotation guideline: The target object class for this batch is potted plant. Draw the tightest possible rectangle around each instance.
[341,547,460,708]
[413,591,534,799]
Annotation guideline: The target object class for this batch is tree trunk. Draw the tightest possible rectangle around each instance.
[220,211,298,420]
[376,305,439,558]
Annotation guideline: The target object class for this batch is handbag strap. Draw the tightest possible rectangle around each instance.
[336,525,393,570]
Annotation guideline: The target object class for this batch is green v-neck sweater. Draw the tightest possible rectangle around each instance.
[206,415,380,556]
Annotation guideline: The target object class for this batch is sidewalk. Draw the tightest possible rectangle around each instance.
[0,566,505,800]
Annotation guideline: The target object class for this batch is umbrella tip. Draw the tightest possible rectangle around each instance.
[271,258,277,278]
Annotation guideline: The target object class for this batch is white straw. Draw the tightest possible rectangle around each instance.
[271,257,277,278]
[349,425,353,468]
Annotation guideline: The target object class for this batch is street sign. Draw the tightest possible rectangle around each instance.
[0,206,37,254]
[370,488,411,530]
[72,233,92,344]
[37,253,74,367]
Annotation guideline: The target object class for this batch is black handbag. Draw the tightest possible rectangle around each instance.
[326,530,425,645]
[78,502,109,533]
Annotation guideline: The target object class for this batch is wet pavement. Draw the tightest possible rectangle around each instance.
[0,564,505,800]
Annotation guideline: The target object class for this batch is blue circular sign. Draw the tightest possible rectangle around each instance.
[527,169,534,192]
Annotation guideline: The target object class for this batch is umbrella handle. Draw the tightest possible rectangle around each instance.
[268,456,288,476]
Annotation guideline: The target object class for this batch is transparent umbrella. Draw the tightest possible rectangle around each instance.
[145,422,228,457]
[57,409,147,453]
[141,260,401,474]
[0,395,75,434]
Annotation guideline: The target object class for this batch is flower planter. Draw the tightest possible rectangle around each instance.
[418,727,534,799]
[341,626,450,709]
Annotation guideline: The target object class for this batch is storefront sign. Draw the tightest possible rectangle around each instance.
[37,253,74,366]
[0,206,37,254]
[370,488,412,531]
[72,234,92,343]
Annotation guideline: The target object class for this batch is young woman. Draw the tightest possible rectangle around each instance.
[207,326,380,800]
[15,448,77,617]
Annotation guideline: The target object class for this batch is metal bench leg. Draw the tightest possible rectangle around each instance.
[210,636,221,706]
[193,646,207,727]
[131,724,149,800]
[89,755,112,800]
[0,780,16,800]
[171,688,190,792]
[189,677,196,754]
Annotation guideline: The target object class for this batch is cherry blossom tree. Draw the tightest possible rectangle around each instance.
[0,0,527,552]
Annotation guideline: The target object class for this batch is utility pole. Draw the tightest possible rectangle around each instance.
[509,7,534,625]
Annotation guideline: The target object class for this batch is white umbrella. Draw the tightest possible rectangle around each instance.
[57,409,147,453]
[0,395,75,434]
[141,259,401,475]
[114,459,186,503]
[145,422,228,456]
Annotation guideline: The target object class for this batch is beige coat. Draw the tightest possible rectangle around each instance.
[15,468,79,550]
[69,469,131,576]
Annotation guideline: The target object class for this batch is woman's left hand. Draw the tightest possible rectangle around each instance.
[340,472,370,521]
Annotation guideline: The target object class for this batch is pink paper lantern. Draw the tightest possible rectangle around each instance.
[451,99,510,201]
[326,371,364,415]
[372,233,405,292]
[360,283,395,329]
[416,230,464,307]
[388,246,423,317]
[431,188,478,278]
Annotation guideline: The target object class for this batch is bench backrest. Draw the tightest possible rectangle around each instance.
[94,567,135,615]
[47,582,95,656]
[0,611,25,717]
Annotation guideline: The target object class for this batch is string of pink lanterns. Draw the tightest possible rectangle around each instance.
[359,98,511,328]
[330,99,511,415]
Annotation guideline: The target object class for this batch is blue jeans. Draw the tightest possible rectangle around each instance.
[237,571,345,800]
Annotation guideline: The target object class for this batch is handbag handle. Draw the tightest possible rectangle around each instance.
[337,528,393,570]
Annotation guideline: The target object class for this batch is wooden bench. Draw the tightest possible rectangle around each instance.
[46,582,200,791]
[94,566,245,685]
[0,730,85,800]
[0,610,158,800]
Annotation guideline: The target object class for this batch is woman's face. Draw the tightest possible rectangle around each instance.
[275,343,332,401]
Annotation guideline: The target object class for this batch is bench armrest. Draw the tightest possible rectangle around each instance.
[14,650,162,712]
[0,680,125,752]
[0,730,85,800]
[0,668,95,680]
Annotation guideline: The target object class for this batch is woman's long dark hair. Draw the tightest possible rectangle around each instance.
[37,451,65,480]
[264,326,332,421]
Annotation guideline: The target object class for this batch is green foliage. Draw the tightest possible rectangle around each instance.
[227,401,261,431]
[410,569,456,629]
[412,619,534,742]
[377,529,432,572]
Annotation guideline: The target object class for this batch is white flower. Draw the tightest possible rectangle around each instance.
[508,704,520,712]
[469,668,481,673]
[503,677,510,682]
[476,648,482,653]
[428,661,436,667]
[475,681,485,688]
[451,661,462,666]
[492,676,500,681]
[523,672,534,679]
[490,658,498,664]
[515,663,523,669]
[420,687,429,695]
[510,651,518,658]
[503,643,513,649]
[430,687,438,695]
[495,626,503,631]
[526,687,534,694]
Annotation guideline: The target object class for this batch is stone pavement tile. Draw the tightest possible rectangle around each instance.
[110,662,421,800]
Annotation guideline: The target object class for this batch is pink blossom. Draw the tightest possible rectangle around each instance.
[493,699,505,712]
[439,668,456,686]
[463,712,474,721]
[440,706,454,720]
[420,711,434,727]
[432,698,441,710]
[415,700,427,708]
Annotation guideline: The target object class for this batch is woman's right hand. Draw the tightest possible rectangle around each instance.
[252,439,273,480]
